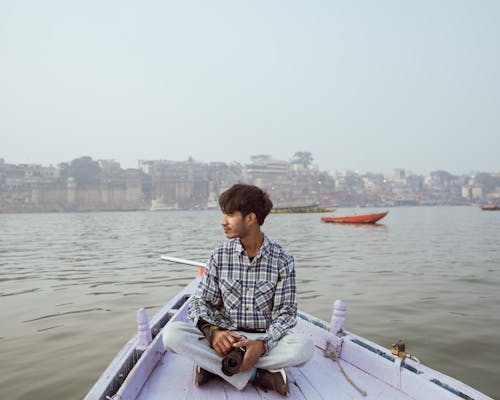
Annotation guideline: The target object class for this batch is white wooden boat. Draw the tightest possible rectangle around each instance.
[85,256,492,400]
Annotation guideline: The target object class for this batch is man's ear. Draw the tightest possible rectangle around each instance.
[246,212,257,225]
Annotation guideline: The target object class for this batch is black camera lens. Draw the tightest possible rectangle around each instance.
[227,358,238,368]
[221,347,245,376]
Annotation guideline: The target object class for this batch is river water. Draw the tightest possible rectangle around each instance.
[1,207,499,399]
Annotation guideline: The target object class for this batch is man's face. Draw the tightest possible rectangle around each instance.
[220,211,249,239]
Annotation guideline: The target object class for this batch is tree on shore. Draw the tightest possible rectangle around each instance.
[291,151,314,168]
[430,170,456,184]
[474,172,499,193]
[68,156,101,187]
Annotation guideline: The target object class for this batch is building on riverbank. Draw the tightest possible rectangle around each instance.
[1,157,499,213]
[0,159,144,212]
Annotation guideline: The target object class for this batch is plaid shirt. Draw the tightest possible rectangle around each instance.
[188,234,297,353]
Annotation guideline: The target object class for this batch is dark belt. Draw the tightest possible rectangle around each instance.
[237,327,266,333]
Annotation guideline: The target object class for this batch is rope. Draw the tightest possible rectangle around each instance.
[324,342,367,397]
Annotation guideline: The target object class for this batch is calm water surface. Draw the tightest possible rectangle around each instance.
[1,207,499,399]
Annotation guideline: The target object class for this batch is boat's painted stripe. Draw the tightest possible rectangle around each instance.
[431,378,476,400]
[350,338,395,362]
[402,362,421,374]
[297,311,330,331]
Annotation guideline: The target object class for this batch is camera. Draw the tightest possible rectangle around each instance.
[221,346,246,376]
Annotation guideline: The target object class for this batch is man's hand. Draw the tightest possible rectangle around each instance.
[233,339,265,371]
[211,330,241,357]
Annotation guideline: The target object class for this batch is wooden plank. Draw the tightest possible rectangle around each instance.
[287,367,325,400]
[137,352,195,400]
[138,348,311,399]
[297,346,413,399]
[137,351,263,400]
[295,346,362,399]
[330,356,406,399]
[340,338,400,388]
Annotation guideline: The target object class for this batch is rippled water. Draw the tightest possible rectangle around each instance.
[1,207,499,399]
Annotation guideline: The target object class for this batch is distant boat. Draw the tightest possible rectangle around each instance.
[150,200,179,211]
[480,204,500,211]
[271,204,336,214]
[321,211,389,224]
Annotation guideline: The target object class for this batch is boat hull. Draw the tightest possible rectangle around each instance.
[480,205,500,211]
[85,258,493,400]
[321,211,388,224]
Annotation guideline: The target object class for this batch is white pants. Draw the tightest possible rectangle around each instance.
[162,321,314,390]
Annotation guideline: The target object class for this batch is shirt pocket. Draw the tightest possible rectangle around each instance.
[220,279,242,310]
[254,281,275,312]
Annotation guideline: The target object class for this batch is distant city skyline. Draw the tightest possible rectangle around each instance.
[3,152,497,215]
[1,1,499,176]
[1,153,497,178]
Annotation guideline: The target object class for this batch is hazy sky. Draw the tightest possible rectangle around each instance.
[1,1,499,175]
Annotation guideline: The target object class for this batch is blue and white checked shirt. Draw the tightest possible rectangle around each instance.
[188,234,297,353]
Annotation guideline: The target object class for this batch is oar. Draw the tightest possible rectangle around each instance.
[160,255,206,275]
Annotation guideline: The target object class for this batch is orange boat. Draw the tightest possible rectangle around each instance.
[321,211,388,224]
[480,204,500,211]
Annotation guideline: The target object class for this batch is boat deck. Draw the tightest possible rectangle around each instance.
[137,343,412,400]
[87,277,492,400]
[134,285,412,400]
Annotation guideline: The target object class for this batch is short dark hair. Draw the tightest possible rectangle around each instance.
[219,184,273,225]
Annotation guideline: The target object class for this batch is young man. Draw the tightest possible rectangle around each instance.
[163,184,313,396]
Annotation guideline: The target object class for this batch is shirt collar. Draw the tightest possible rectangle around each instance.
[234,233,270,259]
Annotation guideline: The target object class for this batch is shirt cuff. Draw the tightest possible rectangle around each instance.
[257,335,275,355]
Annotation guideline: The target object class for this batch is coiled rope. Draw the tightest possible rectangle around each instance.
[324,342,367,397]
